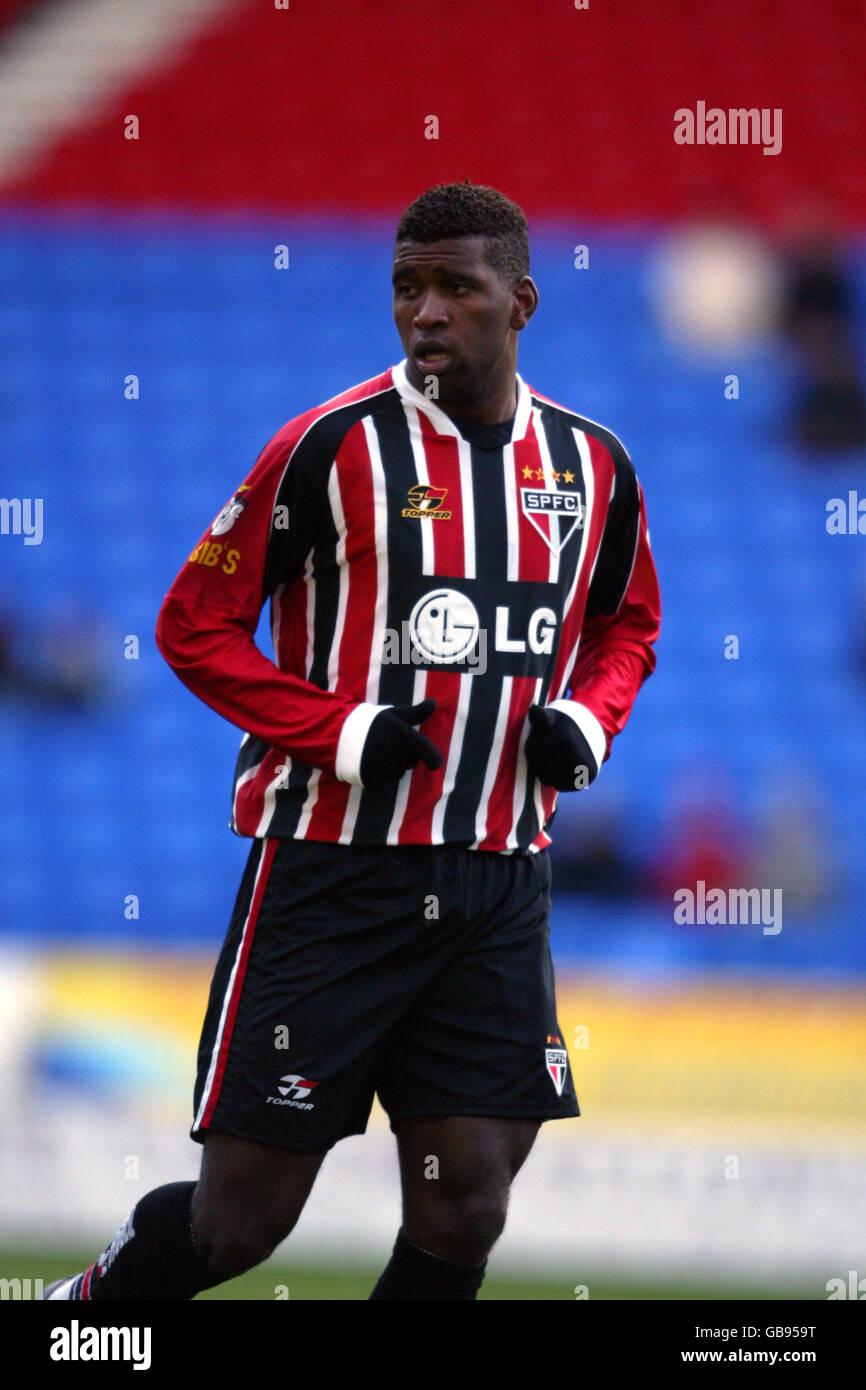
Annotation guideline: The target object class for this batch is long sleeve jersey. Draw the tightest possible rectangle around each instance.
[155,359,661,851]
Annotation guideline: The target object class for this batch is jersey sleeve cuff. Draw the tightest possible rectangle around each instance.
[547,699,608,775]
[335,702,389,786]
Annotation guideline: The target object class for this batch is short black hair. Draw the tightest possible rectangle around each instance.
[395,181,530,285]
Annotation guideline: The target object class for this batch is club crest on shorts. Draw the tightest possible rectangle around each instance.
[545,1035,568,1096]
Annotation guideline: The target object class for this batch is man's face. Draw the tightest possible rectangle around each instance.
[392,235,530,406]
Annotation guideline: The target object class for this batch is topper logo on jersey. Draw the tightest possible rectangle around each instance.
[521,487,584,557]
[402,483,452,521]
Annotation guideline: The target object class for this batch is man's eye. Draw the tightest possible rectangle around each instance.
[446,282,467,293]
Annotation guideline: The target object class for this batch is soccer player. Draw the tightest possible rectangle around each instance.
[45,182,660,1301]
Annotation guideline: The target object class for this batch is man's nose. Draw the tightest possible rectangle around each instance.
[413,290,448,326]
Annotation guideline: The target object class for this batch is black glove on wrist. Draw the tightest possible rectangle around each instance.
[525,703,599,791]
[360,698,443,790]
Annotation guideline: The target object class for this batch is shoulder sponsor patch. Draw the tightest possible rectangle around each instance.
[211,493,247,536]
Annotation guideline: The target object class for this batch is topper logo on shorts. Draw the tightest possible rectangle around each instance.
[266,1074,318,1110]
[545,1036,567,1096]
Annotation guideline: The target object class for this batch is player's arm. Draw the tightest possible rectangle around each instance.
[154,426,441,787]
[526,451,660,791]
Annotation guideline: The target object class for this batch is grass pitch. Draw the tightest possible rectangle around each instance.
[1,1250,811,1300]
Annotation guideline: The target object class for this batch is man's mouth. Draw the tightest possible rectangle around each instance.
[414,344,453,369]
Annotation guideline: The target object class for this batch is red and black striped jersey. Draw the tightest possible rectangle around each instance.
[155,360,660,851]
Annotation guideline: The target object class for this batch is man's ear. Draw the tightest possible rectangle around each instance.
[511,275,539,331]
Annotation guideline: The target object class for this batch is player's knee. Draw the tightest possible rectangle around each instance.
[414,1186,508,1264]
[455,1189,508,1253]
[195,1221,274,1281]
[192,1201,286,1282]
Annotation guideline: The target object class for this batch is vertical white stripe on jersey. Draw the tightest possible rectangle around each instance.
[554,427,597,699]
[386,666,428,843]
[513,371,533,440]
[530,408,559,586]
[303,551,316,680]
[362,416,390,701]
[403,401,435,576]
[430,673,473,843]
[457,435,477,579]
[232,760,264,830]
[533,772,548,841]
[339,416,389,843]
[295,551,322,836]
[193,840,272,1132]
[471,676,514,848]
[506,675,544,850]
[255,582,291,836]
[502,438,521,583]
[581,449,615,600]
[296,472,350,834]
[256,760,288,837]
[270,581,285,659]
[327,461,350,690]
[294,769,322,838]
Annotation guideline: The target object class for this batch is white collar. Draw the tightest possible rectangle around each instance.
[391,358,533,444]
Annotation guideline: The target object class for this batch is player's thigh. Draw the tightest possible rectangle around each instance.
[376,851,579,1128]
[195,838,462,1156]
[396,1114,541,1216]
[193,1129,326,1240]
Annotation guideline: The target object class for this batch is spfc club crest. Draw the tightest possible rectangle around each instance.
[545,1035,568,1096]
[520,485,584,557]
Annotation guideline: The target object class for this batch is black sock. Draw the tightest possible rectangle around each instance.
[369,1229,487,1300]
[83,1181,214,1301]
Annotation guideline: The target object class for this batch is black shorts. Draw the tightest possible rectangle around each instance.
[192,838,580,1153]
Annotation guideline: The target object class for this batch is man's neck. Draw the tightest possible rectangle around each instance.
[437,376,518,428]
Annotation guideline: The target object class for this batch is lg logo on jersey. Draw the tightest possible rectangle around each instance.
[409,588,556,663]
[377,587,557,673]
[496,605,556,655]
[410,589,479,663]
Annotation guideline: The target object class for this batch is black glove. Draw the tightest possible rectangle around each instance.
[360,698,443,790]
[525,704,599,791]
